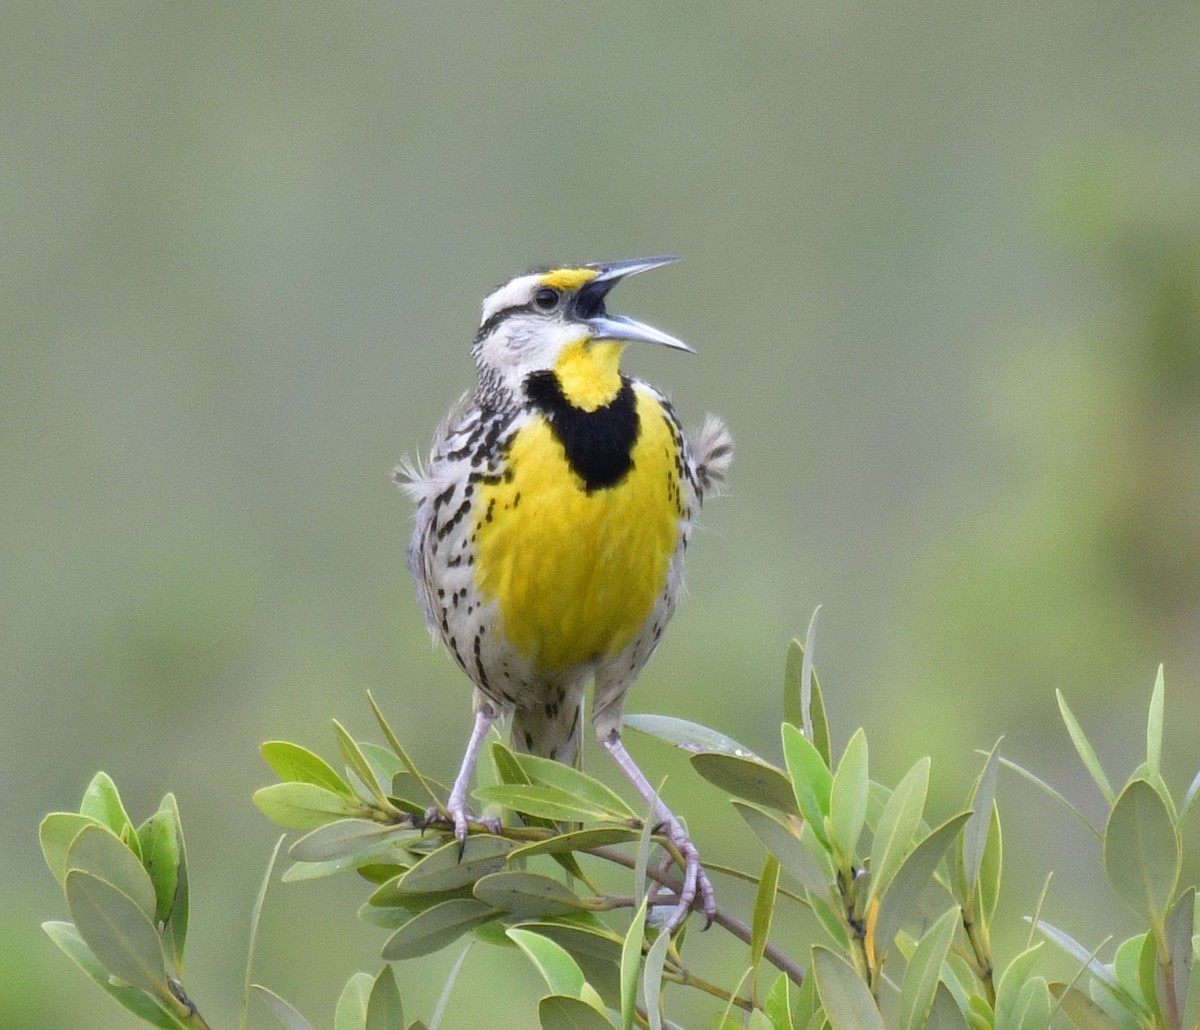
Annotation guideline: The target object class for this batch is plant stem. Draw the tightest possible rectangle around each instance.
[590,845,806,988]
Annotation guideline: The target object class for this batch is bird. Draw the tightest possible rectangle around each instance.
[395,256,732,930]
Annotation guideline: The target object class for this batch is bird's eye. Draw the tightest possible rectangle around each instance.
[532,286,560,311]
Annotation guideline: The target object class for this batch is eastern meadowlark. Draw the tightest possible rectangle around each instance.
[396,256,732,930]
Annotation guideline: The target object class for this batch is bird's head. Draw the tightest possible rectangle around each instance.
[471,256,691,412]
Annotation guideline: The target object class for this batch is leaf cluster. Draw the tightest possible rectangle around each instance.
[40,629,1200,1029]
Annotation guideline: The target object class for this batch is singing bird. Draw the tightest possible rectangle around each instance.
[396,257,732,929]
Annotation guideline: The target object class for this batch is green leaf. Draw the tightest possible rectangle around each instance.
[1164,886,1194,1022]
[508,927,588,998]
[398,835,517,893]
[333,720,385,801]
[511,827,641,860]
[690,753,799,814]
[812,945,885,1030]
[158,794,189,970]
[978,802,1002,925]
[498,745,637,817]
[64,869,168,996]
[620,897,648,1030]
[925,983,969,1030]
[750,854,781,990]
[137,807,181,927]
[1113,933,1151,1013]
[899,905,958,1030]
[829,728,869,866]
[994,943,1043,1030]
[526,922,623,1007]
[253,782,357,828]
[623,713,762,759]
[1057,691,1115,805]
[868,757,930,905]
[808,668,832,769]
[261,740,353,795]
[872,812,972,960]
[366,965,405,1030]
[79,772,139,855]
[781,723,833,849]
[783,638,804,730]
[66,823,159,926]
[537,994,615,1030]
[960,739,1001,903]
[474,784,630,824]
[335,972,373,1030]
[381,898,496,960]
[642,930,672,1030]
[733,801,828,894]
[255,985,319,1030]
[1146,665,1164,780]
[764,972,794,1030]
[1136,933,1161,1023]
[1047,983,1125,1029]
[473,871,590,917]
[288,818,407,863]
[40,811,103,885]
[1103,779,1180,926]
[42,921,185,1030]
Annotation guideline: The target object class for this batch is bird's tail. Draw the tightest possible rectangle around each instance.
[689,415,734,501]
[511,698,584,767]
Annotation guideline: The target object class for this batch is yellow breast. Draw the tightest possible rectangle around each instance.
[473,386,684,672]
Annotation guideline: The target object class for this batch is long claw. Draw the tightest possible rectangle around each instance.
[602,730,716,932]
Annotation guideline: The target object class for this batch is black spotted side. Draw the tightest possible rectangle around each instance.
[523,371,640,492]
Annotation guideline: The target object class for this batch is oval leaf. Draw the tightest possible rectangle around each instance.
[732,801,829,894]
[80,772,137,849]
[253,782,357,828]
[398,835,516,893]
[993,943,1043,1030]
[872,812,971,959]
[690,753,799,815]
[812,946,885,1030]
[43,920,181,1030]
[137,809,181,926]
[262,741,352,795]
[474,871,589,917]
[474,784,629,824]
[288,819,407,863]
[498,747,636,818]
[381,898,496,960]
[255,985,320,1030]
[899,905,958,1030]
[623,712,762,758]
[66,824,159,926]
[512,827,641,861]
[508,927,587,998]
[334,972,372,1030]
[366,965,404,1030]
[868,757,930,905]
[40,812,104,885]
[829,728,869,866]
[1103,779,1180,925]
[538,994,614,1030]
[781,723,833,848]
[65,870,168,996]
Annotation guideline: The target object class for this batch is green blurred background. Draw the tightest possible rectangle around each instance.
[7,2,1200,1026]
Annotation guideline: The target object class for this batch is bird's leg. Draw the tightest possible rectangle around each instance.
[426,701,501,843]
[601,729,716,932]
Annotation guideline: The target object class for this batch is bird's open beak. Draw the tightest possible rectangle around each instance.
[574,256,695,353]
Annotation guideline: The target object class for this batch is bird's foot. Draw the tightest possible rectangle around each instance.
[654,815,716,933]
[422,798,501,846]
